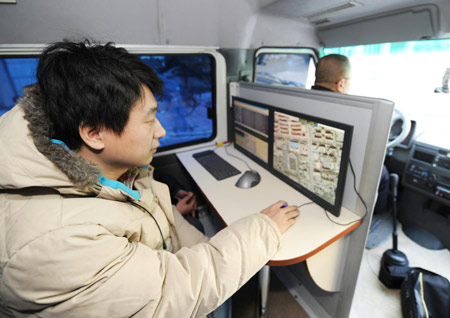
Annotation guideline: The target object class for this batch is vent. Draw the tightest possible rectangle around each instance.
[305,1,362,19]
[310,18,332,25]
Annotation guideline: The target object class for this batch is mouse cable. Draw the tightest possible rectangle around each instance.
[222,142,253,171]
[296,201,315,209]
[323,158,368,226]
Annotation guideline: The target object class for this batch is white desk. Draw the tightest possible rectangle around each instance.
[177,145,361,293]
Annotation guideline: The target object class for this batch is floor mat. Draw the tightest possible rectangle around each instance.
[366,211,394,249]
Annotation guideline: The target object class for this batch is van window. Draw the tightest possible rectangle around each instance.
[0,53,216,150]
[0,57,38,115]
[253,48,318,89]
[323,39,450,148]
[139,54,216,150]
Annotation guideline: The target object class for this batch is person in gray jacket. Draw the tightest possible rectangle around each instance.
[0,40,299,317]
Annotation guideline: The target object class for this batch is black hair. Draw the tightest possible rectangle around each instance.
[37,39,164,150]
[315,54,351,84]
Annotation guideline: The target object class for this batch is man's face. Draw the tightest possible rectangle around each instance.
[341,67,352,94]
[340,77,351,94]
[99,85,166,171]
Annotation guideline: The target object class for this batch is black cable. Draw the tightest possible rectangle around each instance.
[349,158,369,215]
[323,158,368,226]
[222,142,253,171]
[129,201,167,249]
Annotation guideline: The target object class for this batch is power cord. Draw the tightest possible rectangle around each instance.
[323,157,368,226]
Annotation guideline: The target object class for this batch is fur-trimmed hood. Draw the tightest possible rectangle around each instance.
[0,88,282,318]
[0,85,101,194]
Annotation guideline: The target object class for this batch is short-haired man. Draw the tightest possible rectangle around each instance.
[312,53,389,218]
[312,54,351,94]
[0,40,299,317]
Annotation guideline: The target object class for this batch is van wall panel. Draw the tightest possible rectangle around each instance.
[0,0,160,44]
[0,0,318,48]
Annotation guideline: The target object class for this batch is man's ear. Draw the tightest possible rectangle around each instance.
[78,124,105,151]
[335,79,345,93]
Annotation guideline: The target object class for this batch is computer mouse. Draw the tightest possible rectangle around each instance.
[235,170,261,189]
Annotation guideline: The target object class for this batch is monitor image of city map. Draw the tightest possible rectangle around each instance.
[273,111,346,205]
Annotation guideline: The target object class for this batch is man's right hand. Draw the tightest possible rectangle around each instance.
[260,201,300,234]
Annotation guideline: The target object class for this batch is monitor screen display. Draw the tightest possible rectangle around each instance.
[271,109,353,216]
[232,97,269,164]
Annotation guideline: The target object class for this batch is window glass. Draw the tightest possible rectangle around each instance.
[139,54,215,150]
[323,39,450,148]
[254,48,317,89]
[0,53,216,150]
[0,57,38,116]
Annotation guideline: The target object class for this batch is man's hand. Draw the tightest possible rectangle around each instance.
[175,190,197,216]
[260,201,300,234]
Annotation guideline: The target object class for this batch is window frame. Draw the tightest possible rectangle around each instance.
[132,52,218,152]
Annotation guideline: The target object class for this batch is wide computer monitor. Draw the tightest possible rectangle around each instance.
[271,107,353,216]
[232,96,353,217]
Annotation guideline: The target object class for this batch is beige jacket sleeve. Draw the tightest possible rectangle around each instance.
[144,212,281,317]
[3,213,280,318]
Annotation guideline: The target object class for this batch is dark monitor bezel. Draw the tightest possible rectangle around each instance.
[231,96,353,217]
[270,106,353,217]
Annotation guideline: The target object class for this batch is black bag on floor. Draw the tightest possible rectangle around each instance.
[401,267,450,318]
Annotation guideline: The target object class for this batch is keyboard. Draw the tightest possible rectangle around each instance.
[193,150,241,180]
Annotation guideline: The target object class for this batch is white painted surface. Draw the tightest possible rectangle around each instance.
[306,234,350,292]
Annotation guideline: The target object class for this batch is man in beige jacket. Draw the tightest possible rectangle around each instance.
[0,40,299,317]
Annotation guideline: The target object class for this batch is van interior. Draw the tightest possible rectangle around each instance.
[1,1,449,317]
